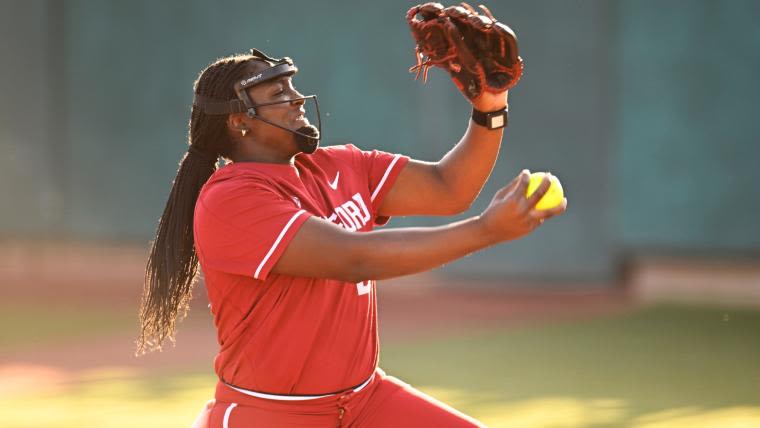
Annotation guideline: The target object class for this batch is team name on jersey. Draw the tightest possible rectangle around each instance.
[324,192,371,231]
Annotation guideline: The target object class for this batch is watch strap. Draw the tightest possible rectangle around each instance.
[471,106,508,129]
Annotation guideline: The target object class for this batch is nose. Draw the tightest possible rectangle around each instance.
[289,88,306,107]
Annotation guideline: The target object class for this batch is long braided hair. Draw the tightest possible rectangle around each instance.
[137,54,260,354]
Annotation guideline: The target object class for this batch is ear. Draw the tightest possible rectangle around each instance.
[226,113,248,132]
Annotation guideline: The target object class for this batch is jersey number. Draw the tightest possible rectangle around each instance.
[356,280,372,296]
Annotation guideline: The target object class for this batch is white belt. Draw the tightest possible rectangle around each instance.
[224,374,374,401]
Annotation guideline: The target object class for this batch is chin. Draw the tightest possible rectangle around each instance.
[299,139,319,154]
[296,125,320,154]
[299,124,320,139]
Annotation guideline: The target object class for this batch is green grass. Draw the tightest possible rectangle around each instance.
[0,304,136,350]
[2,304,760,427]
[1,369,216,428]
[380,304,760,427]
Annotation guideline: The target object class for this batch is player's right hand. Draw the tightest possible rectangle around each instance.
[478,169,567,242]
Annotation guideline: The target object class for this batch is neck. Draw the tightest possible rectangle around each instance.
[233,152,295,165]
[231,139,297,165]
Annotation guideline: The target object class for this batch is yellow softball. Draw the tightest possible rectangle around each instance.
[525,172,564,210]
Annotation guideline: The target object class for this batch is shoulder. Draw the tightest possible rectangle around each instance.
[199,165,284,208]
[294,143,366,173]
[309,143,367,161]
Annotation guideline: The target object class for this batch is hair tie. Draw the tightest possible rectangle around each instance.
[187,145,217,163]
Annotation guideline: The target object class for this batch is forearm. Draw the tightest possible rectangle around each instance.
[375,93,510,218]
[436,118,504,209]
[350,216,498,281]
[274,215,500,281]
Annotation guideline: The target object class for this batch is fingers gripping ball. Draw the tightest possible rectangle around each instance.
[526,172,564,210]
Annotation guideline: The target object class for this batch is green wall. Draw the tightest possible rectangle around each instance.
[2,0,758,282]
[0,1,65,236]
[617,0,760,253]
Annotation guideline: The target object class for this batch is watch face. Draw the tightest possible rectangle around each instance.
[489,115,505,129]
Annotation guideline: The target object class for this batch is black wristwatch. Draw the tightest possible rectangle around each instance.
[471,106,508,130]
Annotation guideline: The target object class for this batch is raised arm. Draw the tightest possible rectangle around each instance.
[378,92,509,217]
[389,2,523,218]
[272,170,567,282]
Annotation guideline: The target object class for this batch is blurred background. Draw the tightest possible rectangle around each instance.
[1,0,759,427]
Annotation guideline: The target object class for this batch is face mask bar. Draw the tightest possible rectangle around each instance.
[239,95,322,141]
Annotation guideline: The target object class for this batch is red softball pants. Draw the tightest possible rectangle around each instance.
[208,368,486,427]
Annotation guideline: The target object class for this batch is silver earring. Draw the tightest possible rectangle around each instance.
[241,129,248,137]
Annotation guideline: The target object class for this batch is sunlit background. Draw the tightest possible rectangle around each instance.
[1,1,759,427]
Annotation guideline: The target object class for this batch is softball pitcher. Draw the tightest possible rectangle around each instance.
[139,4,566,427]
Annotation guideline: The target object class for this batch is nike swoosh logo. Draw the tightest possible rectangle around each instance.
[328,171,340,190]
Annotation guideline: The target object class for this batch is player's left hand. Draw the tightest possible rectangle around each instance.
[406,3,523,105]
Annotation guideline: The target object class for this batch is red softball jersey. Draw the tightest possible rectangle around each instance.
[193,144,409,395]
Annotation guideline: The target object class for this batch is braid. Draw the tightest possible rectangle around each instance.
[137,54,260,354]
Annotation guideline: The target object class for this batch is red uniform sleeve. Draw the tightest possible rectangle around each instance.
[350,145,409,226]
[194,182,311,281]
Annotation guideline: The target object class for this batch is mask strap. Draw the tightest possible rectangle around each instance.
[192,94,247,115]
